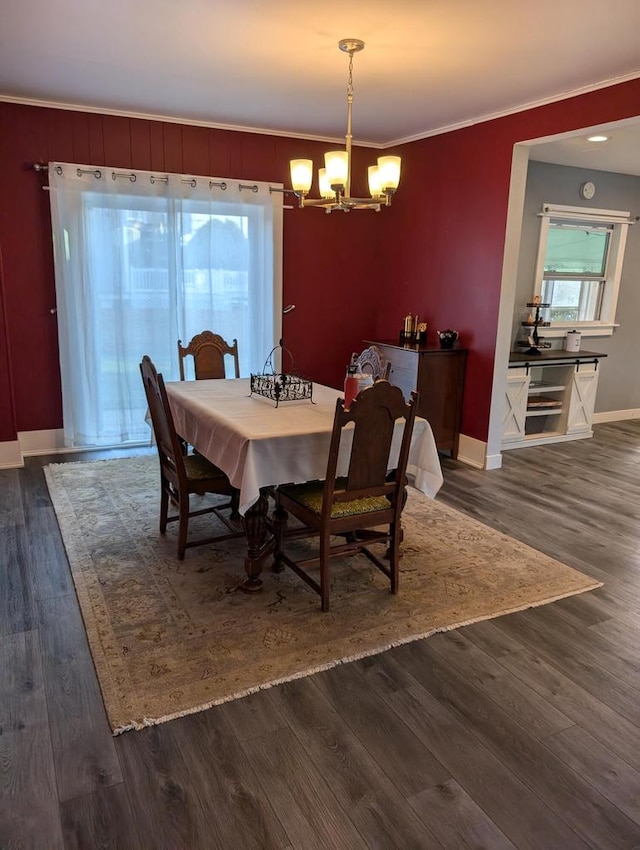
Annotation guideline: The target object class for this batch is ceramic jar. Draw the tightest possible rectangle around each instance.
[437,329,459,349]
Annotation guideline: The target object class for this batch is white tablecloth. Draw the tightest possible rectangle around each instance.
[165,379,443,514]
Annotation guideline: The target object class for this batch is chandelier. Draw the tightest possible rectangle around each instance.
[289,39,401,213]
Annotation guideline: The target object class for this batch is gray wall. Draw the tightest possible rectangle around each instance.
[513,161,640,414]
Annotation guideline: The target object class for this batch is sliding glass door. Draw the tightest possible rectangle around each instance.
[49,164,283,447]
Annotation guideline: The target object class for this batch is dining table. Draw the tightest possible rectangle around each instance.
[164,377,444,590]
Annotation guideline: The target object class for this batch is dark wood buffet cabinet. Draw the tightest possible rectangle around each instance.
[365,340,467,458]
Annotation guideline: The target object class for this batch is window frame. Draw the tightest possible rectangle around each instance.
[533,203,632,336]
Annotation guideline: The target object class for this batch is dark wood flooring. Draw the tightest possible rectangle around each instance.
[2,423,640,849]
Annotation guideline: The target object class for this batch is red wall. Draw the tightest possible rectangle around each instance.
[375,79,640,440]
[1,78,640,447]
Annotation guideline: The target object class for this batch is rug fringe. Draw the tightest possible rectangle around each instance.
[111,578,603,735]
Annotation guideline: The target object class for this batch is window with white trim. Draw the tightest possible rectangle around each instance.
[533,204,632,335]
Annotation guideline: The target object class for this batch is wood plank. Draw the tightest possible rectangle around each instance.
[499,647,640,771]
[87,113,105,165]
[588,615,640,658]
[494,607,640,728]
[21,455,59,511]
[117,711,289,849]
[38,594,122,803]
[456,617,525,658]
[546,724,640,826]
[312,661,451,796]
[396,640,640,849]
[60,783,143,850]
[26,505,74,600]
[0,468,24,527]
[0,524,36,636]
[552,588,618,626]
[70,111,91,164]
[0,631,64,848]
[267,677,445,848]
[378,672,589,849]
[173,709,290,849]
[408,779,516,850]
[102,115,132,168]
[181,124,210,177]
[426,629,574,739]
[130,118,152,171]
[239,725,368,850]
[218,688,288,742]
[113,724,216,849]
[163,123,183,174]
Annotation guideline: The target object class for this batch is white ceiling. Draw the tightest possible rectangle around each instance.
[1,0,640,169]
[527,121,640,177]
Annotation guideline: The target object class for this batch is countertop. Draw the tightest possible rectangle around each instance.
[509,349,607,366]
[365,339,467,353]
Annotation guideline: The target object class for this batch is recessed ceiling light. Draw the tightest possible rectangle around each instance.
[587,135,609,142]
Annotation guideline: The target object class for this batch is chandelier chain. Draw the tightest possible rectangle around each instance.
[347,51,354,99]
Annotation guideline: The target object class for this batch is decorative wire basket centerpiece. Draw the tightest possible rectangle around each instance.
[250,340,313,408]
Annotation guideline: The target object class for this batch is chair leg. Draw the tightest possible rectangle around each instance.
[159,480,169,534]
[320,530,331,612]
[177,495,190,561]
[389,521,400,594]
[272,504,288,573]
[230,488,241,521]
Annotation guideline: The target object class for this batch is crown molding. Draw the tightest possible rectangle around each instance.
[2,69,639,151]
[0,94,384,149]
[385,70,640,147]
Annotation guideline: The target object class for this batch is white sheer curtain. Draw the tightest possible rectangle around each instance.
[48,163,283,447]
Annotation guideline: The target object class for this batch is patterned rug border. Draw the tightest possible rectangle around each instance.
[44,456,603,735]
[112,583,602,735]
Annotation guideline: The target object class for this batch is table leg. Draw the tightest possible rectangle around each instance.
[271,503,288,573]
[241,491,274,592]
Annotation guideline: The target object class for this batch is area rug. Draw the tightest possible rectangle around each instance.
[45,455,601,734]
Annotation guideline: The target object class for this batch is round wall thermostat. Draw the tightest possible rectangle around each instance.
[580,181,596,200]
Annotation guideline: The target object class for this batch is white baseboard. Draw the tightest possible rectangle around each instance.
[592,409,640,424]
[0,428,72,468]
[0,440,22,468]
[0,428,150,468]
[456,434,499,470]
[19,428,67,456]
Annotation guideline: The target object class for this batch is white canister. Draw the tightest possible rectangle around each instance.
[565,330,581,352]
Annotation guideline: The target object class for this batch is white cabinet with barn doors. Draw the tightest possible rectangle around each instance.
[502,350,607,449]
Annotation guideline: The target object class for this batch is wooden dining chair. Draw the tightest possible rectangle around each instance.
[273,380,418,611]
[353,344,391,381]
[177,331,240,380]
[140,355,244,560]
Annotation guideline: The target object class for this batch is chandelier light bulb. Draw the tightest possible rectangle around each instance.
[318,168,335,199]
[324,151,349,189]
[290,159,313,194]
[377,156,401,191]
[368,165,383,198]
